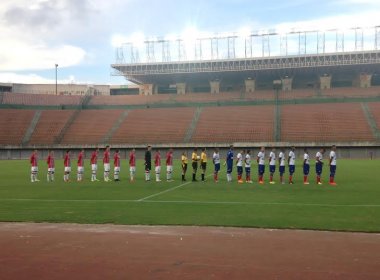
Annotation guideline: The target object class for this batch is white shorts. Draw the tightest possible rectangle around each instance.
[155,166,161,173]
[129,166,136,172]
[31,166,38,172]
[48,168,55,173]
[114,167,120,172]
[166,165,173,172]
[91,164,97,171]
[104,163,110,172]
[64,167,71,173]
[77,166,84,173]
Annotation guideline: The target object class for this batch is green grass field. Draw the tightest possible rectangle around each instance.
[0,159,379,232]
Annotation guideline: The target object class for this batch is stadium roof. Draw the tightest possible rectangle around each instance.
[112,50,380,85]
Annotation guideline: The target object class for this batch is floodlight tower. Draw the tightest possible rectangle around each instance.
[55,64,58,95]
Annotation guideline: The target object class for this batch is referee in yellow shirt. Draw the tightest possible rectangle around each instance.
[191,148,199,182]
[200,148,207,182]
[181,152,188,182]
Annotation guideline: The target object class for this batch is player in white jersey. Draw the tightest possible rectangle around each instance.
[315,148,325,185]
[278,149,286,184]
[213,148,221,182]
[268,148,276,184]
[288,147,296,184]
[245,150,252,183]
[329,145,337,186]
[257,147,265,184]
[303,148,310,184]
[236,150,244,183]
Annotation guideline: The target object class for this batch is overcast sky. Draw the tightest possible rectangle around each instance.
[0,0,379,85]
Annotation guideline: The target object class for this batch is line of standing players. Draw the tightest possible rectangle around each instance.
[29,144,337,185]
[220,145,337,185]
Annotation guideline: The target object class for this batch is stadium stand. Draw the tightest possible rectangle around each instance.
[2,87,380,108]
[245,90,276,101]
[60,110,124,145]
[0,109,35,145]
[368,103,380,131]
[29,110,75,145]
[110,107,196,144]
[175,92,242,103]
[277,89,317,100]
[89,94,173,106]
[280,103,375,142]
[191,105,275,143]
[321,86,380,98]
[2,93,83,106]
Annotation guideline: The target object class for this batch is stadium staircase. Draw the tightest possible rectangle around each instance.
[361,102,380,140]
[21,110,42,146]
[54,109,81,144]
[54,95,92,144]
[102,110,129,144]
[184,107,203,142]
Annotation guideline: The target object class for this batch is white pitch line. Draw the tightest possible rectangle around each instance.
[1,198,379,208]
[141,200,380,208]
[137,174,214,202]
[137,181,191,202]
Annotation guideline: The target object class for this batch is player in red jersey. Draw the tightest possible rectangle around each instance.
[103,145,111,182]
[90,148,99,182]
[63,150,71,182]
[113,149,121,182]
[30,149,39,182]
[154,149,161,182]
[77,149,85,182]
[166,148,174,182]
[46,150,55,182]
[129,148,136,182]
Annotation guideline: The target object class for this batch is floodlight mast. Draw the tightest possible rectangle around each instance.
[116,25,380,64]
[55,64,58,95]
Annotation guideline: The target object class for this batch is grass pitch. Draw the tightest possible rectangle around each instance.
[0,159,379,232]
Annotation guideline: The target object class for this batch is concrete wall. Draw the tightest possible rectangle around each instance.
[12,83,110,96]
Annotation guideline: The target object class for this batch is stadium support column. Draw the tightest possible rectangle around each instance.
[176,83,186,95]
[319,75,332,90]
[245,78,255,93]
[281,77,292,91]
[139,84,155,95]
[354,73,372,88]
[210,80,220,94]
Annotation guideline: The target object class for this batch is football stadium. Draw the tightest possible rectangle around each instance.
[1,5,380,279]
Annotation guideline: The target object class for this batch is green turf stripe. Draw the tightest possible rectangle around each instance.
[0,198,379,208]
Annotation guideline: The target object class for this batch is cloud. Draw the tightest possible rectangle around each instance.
[274,11,380,32]
[0,0,89,71]
[0,38,86,71]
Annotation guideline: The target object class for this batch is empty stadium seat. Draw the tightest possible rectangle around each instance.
[29,110,75,145]
[368,103,380,129]
[110,107,195,144]
[0,109,35,145]
[192,106,275,143]
[2,93,83,106]
[60,110,124,145]
[281,103,374,142]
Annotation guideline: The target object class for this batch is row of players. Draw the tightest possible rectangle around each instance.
[29,145,338,185]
